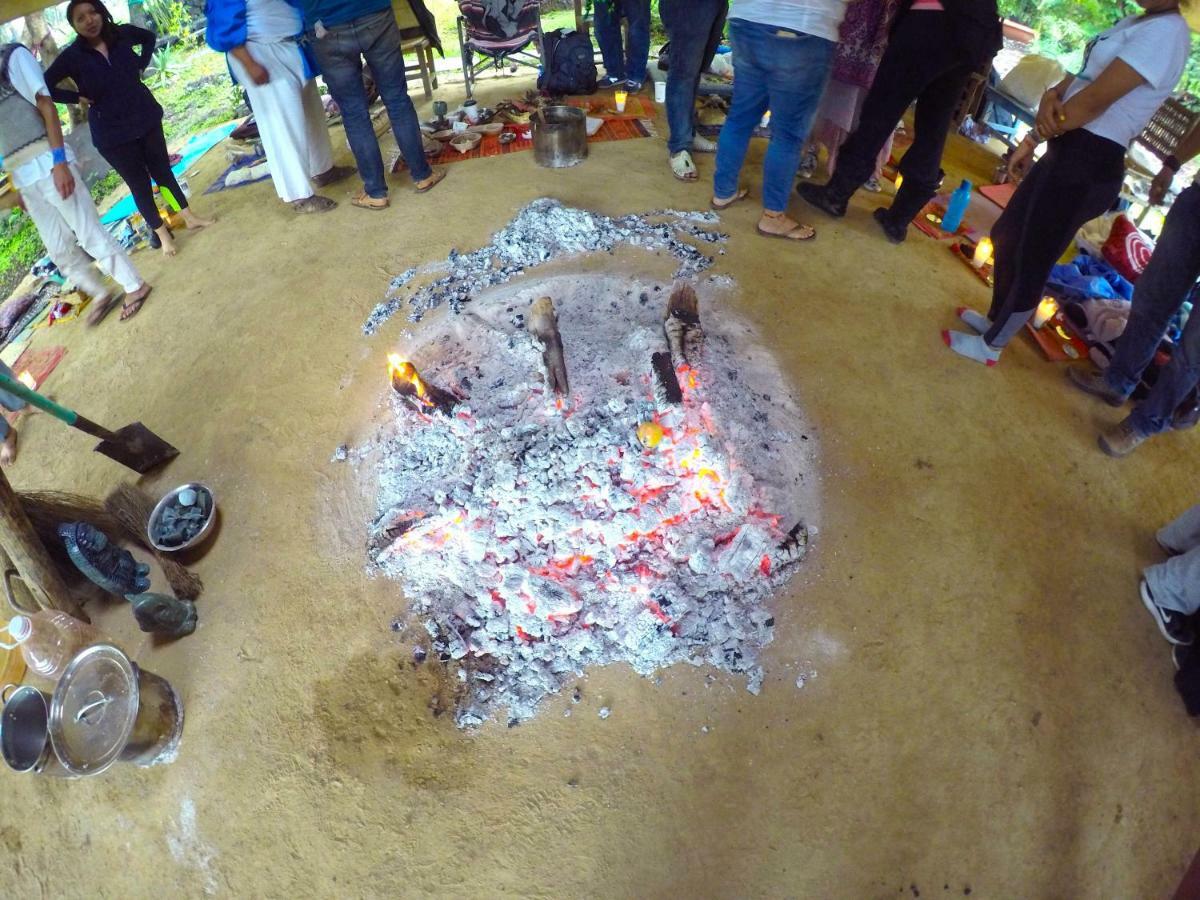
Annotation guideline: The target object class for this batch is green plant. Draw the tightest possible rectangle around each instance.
[149,45,184,87]
[0,211,46,298]
[143,0,194,46]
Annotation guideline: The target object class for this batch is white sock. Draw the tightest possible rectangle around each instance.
[942,330,1000,366]
[957,306,991,335]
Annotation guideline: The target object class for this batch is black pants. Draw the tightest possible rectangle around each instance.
[828,10,974,221]
[984,129,1125,347]
[99,123,188,231]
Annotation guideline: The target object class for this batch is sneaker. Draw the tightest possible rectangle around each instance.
[1067,366,1125,407]
[625,80,644,92]
[873,207,907,244]
[1141,579,1195,645]
[796,181,847,218]
[864,176,882,193]
[691,133,717,153]
[598,76,623,90]
[1098,418,1147,457]
[797,148,817,180]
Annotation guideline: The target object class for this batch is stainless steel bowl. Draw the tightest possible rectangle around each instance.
[147,482,217,553]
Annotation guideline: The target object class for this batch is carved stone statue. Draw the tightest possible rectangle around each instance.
[59,522,151,596]
[125,592,198,638]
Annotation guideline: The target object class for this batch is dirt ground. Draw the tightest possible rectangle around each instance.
[0,72,1197,898]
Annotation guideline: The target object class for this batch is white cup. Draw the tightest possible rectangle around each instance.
[654,80,666,103]
[463,101,480,124]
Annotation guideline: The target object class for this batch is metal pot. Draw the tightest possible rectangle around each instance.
[49,645,184,776]
[1,685,73,777]
[532,106,588,168]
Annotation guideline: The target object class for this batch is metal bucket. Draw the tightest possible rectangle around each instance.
[1,685,73,777]
[49,645,184,776]
[532,106,588,168]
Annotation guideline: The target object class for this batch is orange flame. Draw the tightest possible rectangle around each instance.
[387,353,434,406]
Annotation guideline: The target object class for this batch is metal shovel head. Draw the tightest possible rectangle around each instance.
[93,423,179,473]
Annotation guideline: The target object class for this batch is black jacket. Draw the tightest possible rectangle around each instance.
[44,24,162,150]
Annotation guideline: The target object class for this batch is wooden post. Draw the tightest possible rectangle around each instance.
[0,468,86,622]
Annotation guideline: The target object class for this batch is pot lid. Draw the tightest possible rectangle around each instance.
[49,644,139,776]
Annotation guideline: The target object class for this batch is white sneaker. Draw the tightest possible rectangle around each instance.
[691,134,717,153]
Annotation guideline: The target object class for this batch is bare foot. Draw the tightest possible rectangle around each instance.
[157,225,177,257]
[181,209,215,229]
[1,430,19,466]
[756,211,816,241]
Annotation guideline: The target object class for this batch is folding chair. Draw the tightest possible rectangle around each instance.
[456,0,544,99]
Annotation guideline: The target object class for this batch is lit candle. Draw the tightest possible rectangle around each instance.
[894,174,903,192]
[614,90,628,114]
[16,370,35,390]
[972,236,993,269]
[1033,296,1059,329]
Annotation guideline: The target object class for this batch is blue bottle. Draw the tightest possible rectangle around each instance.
[941,179,973,233]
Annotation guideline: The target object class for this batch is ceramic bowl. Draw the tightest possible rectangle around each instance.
[450,132,482,154]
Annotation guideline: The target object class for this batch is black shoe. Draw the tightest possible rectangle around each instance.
[1066,366,1125,407]
[873,207,907,244]
[598,76,623,90]
[796,181,847,218]
[1141,579,1195,646]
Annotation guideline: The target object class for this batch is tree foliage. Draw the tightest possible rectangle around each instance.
[1000,0,1200,96]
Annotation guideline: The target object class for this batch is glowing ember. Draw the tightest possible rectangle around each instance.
[359,273,819,727]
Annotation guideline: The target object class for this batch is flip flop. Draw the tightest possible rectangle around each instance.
[86,291,122,327]
[414,168,446,194]
[120,285,153,322]
[756,222,817,241]
[351,191,389,210]
[671,151,698,182]
[711,188,749,210]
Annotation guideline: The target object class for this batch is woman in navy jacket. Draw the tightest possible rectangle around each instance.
[45,0,214,259]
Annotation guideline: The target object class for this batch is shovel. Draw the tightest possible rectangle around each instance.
[0,372,179,473]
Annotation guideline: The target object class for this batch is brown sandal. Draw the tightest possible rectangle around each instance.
[756,221,816,241]
[119,285,153,322]
[86,292,122,326]
[351,191,389,210]
[414,168,446,194]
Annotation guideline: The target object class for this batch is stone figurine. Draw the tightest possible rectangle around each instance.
[125,592,198,638]
[59,522,151,596]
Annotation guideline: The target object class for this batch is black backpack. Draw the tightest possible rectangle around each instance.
[538,28,597,96]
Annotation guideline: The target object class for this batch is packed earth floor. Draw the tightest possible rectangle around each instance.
[0,75,1197,897]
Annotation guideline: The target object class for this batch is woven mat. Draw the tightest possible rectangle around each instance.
[4,344,66,427]
[419,118,652,167]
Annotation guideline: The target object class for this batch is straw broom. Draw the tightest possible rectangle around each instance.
[104,483,203,601]
[18,487,203,601]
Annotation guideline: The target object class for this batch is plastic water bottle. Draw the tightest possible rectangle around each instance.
[2,610,103,680]
[941,179,973,233]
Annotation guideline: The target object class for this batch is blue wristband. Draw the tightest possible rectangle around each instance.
[51,146,67,165]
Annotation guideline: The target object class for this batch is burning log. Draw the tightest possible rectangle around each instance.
[527,296,569,399]
[663,282,703,368]
[773,522,809,567]
[388,354,459,415]
[651,352,682,406]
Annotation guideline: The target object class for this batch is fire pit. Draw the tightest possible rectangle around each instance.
[355,270,819,727]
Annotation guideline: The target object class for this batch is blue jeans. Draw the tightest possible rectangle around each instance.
[660,0,727,154]
[1104,184,1200,436]
[594,0,651,84]
[712,19,834,212]
[308,9,432,199]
